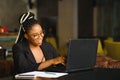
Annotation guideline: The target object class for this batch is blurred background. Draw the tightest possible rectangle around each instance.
[0,0,120,56]
[1,0,120,77]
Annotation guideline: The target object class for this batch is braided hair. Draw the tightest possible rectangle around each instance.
[15,12,39,43]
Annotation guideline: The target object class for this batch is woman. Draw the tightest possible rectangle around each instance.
[12,12,65,74]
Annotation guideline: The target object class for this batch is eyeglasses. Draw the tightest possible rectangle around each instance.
[31,31,45,39]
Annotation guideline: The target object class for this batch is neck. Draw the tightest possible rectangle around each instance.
[29,44,40,49]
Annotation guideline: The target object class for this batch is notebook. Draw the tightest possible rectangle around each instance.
[64,38,98,73]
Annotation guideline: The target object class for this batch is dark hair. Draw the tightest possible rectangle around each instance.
[22,18,38,33]
[15,12,40,43]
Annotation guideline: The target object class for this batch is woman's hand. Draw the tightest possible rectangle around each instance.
[52,56,65,66]
[38,56,65,70]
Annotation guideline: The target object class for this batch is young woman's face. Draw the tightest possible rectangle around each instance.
[25,24,44,46]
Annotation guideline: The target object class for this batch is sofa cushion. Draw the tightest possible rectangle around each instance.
[95,55,120,68]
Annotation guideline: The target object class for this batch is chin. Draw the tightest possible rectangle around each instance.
[36,39,43,46]
[38,42,42,46]
[39,43,42,46]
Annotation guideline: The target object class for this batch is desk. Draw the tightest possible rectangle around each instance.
[1,68,120,80]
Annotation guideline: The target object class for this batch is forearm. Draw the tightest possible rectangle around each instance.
[38,56,65,70]
[38,59,54,70]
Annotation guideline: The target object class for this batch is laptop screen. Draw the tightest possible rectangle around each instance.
[66,39,98,72]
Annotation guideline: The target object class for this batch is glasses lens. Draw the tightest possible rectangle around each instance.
[40,32,44,37]
[32,31,44,39]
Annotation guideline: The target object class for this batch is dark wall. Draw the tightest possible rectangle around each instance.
[37,0,58,39]
[37,0,94,38]
[37,0,58,18]
[0,0,27,32]
[78,0,94,38]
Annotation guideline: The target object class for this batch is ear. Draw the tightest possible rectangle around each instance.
[24,33,28,39]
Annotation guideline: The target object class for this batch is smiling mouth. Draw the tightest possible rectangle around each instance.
[37,39,43,43]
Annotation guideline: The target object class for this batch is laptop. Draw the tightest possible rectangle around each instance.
[64,38,98,73]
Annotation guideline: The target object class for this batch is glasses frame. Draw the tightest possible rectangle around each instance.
[29,30,45,40]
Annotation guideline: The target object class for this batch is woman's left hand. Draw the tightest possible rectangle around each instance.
[52,56,65,65]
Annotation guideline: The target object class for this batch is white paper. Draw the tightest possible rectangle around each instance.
[15,71,68,79]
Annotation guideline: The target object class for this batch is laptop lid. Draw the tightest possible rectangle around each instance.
[66,39,98,72]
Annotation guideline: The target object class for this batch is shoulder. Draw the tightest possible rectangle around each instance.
[41,41,56,52]
[41,41,58,54]
[12,42,22,49]
[13,41,23,47]
[12,41,28,51]
[41,41,54,49]
[41,41,59,57]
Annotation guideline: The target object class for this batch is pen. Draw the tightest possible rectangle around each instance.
[18,74,35,76]
[15,74,36,79]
